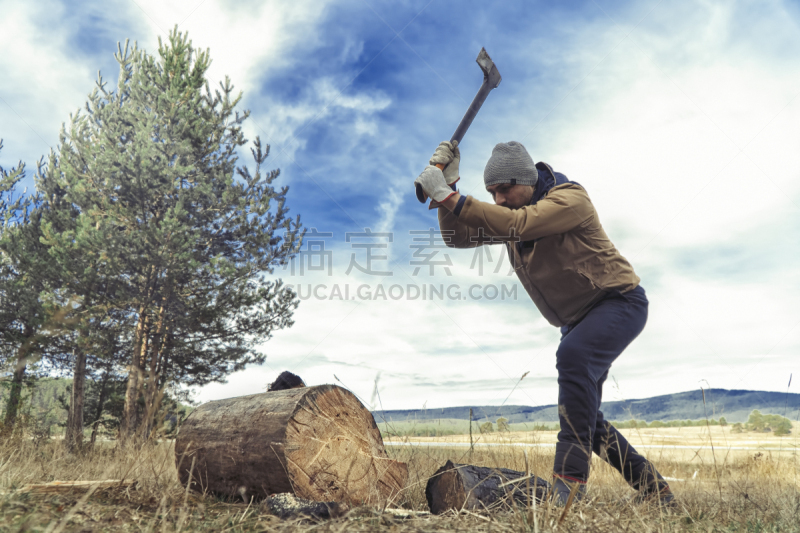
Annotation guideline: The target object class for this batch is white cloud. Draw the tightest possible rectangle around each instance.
[0,0,339,173]
[0,1,96,165]
[374,185,403,234]
[252,76,393,174]
[313,78,391,113]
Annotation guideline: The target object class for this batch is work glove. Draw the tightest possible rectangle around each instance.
[414,165,457,204]
[429,140,460,186]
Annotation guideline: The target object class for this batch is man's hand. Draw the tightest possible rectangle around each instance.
[429,140,460,186]
[414,165,457,204]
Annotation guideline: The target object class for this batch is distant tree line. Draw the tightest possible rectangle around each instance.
[731,410,792,436]
[611,411,792,434]
[382,427,462,438]
[377,411,793,438]
[611,417,730,429]
[0,28,303,449]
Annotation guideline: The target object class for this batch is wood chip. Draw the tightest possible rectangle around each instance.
[17,480,135,494]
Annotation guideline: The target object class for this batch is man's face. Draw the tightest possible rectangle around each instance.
[486,183,535,209]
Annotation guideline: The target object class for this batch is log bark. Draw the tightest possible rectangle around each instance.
[425,460,551,514]
[175,384,407,506]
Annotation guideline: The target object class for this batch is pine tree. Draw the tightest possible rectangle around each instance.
[37,29,303,444]
[0,144,63,431]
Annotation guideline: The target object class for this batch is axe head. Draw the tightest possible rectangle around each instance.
[476,48,502,89]
[416,47,502,206]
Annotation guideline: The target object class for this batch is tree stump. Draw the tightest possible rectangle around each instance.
[425,460,551,514]
[175,384,407,505]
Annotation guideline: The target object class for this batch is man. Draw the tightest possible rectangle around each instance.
[414,140,674,506]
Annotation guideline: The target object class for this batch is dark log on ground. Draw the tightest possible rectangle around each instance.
[175,384,407,506]
[425,460,551,514]
[268,371,305,391]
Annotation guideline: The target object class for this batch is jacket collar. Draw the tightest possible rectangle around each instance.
[530,162,568,205]
[518,162,571,249]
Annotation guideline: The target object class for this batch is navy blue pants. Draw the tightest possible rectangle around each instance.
[553,286,667,493]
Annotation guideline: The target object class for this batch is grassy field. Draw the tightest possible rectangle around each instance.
[388,423,800,460]
[1,425,799,531]
[377,418,558,436]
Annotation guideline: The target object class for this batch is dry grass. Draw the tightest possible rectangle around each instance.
[1,430,799,532]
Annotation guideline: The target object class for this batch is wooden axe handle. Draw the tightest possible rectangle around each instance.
[416,48,501,206]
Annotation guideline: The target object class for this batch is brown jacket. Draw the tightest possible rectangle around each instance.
[438,182,639,327]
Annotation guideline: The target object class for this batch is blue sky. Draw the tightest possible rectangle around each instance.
[1,0,799,412]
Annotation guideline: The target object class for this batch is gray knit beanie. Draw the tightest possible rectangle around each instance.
[483,141,538,188]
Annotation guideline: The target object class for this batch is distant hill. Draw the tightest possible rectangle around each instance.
[373,389,800,425]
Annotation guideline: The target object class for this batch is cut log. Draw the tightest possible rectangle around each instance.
[425,460,551,514]
[175,384,407,506]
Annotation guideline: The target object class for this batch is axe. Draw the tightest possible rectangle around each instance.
[416,47,502,207]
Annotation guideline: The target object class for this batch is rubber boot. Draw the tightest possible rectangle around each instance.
[632,483,676,508]
[551,476,586,507]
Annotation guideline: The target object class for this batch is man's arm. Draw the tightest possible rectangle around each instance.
[449,185,594,241]
[436,193,487,249]
[415,165,492,248]
[440,192,461,212]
